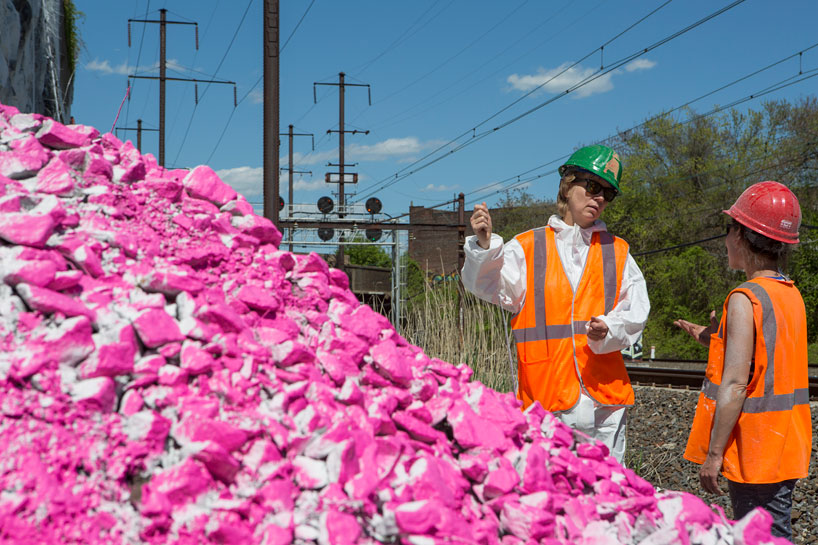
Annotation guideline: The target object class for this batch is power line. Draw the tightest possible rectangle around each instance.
[205,0,316,165]
[367,0,532,108]
[124,1,151,128]
[348,0,452,76]
[361,0,584,133]
[355,0,739,201]
[172,0,254,166]
[461,58,818,207]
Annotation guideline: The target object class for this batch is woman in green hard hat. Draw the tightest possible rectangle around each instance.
[461,144,650,463]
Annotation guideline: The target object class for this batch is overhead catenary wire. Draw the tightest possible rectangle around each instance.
[166,1,222,146]
[461,57,818,206]
[172,0,254,166]
[347,0,453,77]
[124,1,151,129]
[205,0,316,165]
[362,0,586,133]
[354,0,743,202]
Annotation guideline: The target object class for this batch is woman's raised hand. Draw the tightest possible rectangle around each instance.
[471,202,493,249]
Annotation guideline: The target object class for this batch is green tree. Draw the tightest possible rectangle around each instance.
[345,236,392,268]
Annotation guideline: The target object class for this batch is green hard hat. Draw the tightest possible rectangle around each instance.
[558,144,623,193]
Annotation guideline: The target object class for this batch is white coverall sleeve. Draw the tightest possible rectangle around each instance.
[587,252,650,354]
[460,234,527,314]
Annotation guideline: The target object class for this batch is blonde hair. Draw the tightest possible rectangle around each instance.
[557,172,576,219]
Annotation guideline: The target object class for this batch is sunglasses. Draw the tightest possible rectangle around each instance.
[574,177,617,202]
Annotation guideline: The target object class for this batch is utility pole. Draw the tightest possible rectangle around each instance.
[128,9,235,167]
[457,192,465,343]
[280,124,314,252]
[263,0,280,226]
[314,72,371,270]
[115,119,159,152]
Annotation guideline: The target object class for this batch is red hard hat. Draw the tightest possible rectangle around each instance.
[723,181,801,244]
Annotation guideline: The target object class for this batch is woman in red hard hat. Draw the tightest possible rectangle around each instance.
[461,145,650,464]
[675,181,811,540]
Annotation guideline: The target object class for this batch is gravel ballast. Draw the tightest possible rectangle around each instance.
[628,385,818,544]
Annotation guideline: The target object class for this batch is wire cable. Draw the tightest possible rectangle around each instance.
[124,1,151,129]
[459,54,817,206]
[172,0,254,166]
[355,0,727,201]
[205,0,316,164]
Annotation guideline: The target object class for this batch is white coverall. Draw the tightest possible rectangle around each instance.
[461,214,650,463]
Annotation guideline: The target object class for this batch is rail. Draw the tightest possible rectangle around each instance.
[626,365,818,399]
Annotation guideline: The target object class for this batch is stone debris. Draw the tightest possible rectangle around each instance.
[0,100,790,544]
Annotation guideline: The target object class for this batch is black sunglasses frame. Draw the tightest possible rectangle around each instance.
[574,177,617,202]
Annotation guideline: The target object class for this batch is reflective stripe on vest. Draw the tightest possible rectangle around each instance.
[512,229,618,344]
[700,282,810,413]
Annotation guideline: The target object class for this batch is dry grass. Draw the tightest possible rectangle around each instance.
[401,282,516,394]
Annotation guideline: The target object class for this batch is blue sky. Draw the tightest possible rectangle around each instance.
[72,0,818,219]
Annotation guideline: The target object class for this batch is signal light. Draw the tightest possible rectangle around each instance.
[317,228,334,241]
[365,228,382,242]
[279,196,285,211]
[365,197,382,215]
[317,196,334,214]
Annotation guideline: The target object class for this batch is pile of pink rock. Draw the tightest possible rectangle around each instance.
[0,100,786,545]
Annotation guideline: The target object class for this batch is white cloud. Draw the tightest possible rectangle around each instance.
[290,137,445,167]
[507,63,613,98]
[421,183,460,192]
[85,57,187,77]
[216,165,326,198]
[85,58,133,75]
[507,58,656,98]
[625,58,657,72]
[215,166,263,198]
[249,89,264,104]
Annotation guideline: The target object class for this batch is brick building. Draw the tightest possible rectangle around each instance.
[408,202,557,277]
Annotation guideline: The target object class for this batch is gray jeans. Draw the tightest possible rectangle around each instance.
[727,479,797,541]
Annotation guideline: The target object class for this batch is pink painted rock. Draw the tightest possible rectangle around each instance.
[15,283,94,319]
[182,165,237,206]
[0,212,56,247]
[132,308,184,348]
[36,119,89,149]
[35,156,75,195]
[71,376,117,412]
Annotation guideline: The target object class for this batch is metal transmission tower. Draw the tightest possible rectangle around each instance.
[280,124,314,252]
[314,72,371,271]
[128,9,236,167]
[115,119,159,153]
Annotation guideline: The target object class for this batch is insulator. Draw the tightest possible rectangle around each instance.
[195,25,199,50]
[128,22,131,47]
[233,85,237,107]
[194,83,198,105]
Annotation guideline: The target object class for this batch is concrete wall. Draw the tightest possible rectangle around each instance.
[0,0,73,120]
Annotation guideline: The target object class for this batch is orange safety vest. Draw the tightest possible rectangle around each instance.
[510,226,633,412]
[684,277,812,484]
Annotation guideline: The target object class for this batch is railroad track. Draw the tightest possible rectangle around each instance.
[625,365,818,400]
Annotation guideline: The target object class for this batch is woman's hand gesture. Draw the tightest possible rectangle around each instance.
[674,310,719,347]
[470,202,493,249]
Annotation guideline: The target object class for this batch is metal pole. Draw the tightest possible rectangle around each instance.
[263,0,280,225]
[337,72,346,270]
[137,119,142,152]
[288,124,294,252]
[159,9,166,167]
[457,192,466,344]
